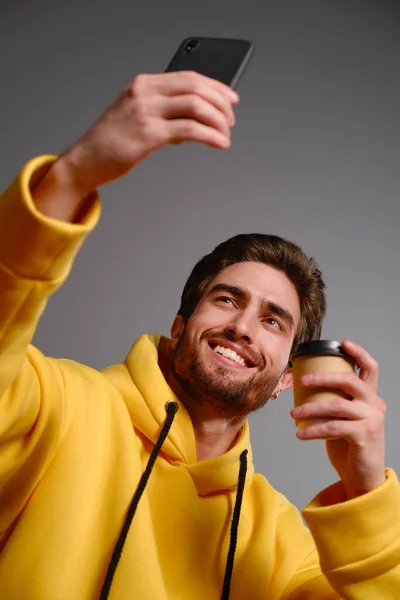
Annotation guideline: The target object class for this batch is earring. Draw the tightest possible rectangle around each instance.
[271,390,280,400]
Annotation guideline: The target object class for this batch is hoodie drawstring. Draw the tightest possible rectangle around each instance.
[221,448,248,600]
[99,401,248,600]
[99,400,178,600]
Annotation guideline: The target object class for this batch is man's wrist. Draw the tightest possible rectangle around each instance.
[344,471,387,500]
[31,153,90,223]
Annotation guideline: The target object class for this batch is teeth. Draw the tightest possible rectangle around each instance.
[213,345,246,366]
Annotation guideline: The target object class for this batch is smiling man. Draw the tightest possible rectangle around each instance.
[168,254,303,461]
[0,70,399,600]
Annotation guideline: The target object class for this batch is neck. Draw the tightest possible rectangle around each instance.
[166,373,246,461]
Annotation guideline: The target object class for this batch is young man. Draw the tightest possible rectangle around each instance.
[0,71,399,600]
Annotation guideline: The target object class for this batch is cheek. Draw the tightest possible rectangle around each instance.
[260,334,292,370]
[189,308,222,334]
[180,317,204,347]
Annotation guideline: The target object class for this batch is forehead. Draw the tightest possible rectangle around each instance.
[206,261,301,324]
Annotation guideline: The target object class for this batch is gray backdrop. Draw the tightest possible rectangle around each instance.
[1,0,399,510]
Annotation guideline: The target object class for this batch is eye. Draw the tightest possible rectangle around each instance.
[216,296,236,307]
[264,317,282,330]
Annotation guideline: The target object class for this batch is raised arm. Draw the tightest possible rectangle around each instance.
[0,71,238,541]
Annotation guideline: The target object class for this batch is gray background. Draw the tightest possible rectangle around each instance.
[1,0,399,510]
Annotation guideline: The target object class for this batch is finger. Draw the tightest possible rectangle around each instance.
[156,71,237,126]
[291,397,367,422]
[302,371,367,401]
[341,340,379,390]
[127,73,237,128]
[159,70,239,103]
[162,94,231,138]
[296,418,363,442]
[165,118,231,149]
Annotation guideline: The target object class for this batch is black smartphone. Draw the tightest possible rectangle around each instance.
[165,37,254,89]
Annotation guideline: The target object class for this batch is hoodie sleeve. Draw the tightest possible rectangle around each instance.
[281,468,400,599]
[0,156,101,538]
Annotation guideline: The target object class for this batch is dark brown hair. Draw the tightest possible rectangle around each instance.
[177,233,327,350]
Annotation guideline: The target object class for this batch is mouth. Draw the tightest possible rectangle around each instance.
[208,342,255,369]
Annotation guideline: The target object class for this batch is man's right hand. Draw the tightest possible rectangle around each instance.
[32,71,239,222]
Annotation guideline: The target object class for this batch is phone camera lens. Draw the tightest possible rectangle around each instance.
[184,39,199,54]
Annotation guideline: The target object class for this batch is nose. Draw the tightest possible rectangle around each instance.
[225,310,256,344]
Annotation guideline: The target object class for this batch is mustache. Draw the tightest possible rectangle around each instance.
[200,330,264,368]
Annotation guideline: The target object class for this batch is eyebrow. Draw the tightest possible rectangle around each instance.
[208,283,296,332]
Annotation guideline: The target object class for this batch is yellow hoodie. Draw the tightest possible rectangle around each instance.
[0,156,400,600]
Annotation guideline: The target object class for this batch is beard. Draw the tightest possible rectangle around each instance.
[171,326,283,419]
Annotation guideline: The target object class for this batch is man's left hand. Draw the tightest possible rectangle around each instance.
[290,340,387,499]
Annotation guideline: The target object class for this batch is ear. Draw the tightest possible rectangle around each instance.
[275,366,293,395]
[170,315,185,341]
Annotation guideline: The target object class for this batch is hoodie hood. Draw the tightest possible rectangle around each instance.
[103,333,254,496]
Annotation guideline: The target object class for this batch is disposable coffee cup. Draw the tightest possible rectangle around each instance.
[290,340,358,430]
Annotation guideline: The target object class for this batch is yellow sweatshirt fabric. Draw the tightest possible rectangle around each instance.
[0,156,400,600]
